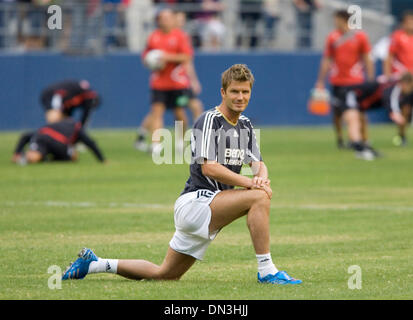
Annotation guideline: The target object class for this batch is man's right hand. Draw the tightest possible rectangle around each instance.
[251,178,272,200]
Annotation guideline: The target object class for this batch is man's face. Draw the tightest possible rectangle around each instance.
[402,16,413,34]
[158,10,175,32]
[334,16,347,30]
[221,81,252,114]
[175,12,186,29]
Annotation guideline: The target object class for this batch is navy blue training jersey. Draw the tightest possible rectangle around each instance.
[181,107,262,195]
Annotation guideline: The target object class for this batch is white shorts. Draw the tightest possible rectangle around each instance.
[169,189,221,260]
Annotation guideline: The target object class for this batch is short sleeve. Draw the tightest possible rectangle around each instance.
[178,31,194,57]
[243,120,262,164]
[191,112,219,163]
[323,34,334,58]
[359,32,371,54]
[388,31,399,55]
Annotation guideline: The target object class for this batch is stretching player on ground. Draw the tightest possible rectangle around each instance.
[61,64,302,285]
[322,73,412,157]
[384,11,413,146]
[315,10,375,159]
[12,117,105,165]
[347,72,413,130]
[324,73,413,156]
[40,79,101,127]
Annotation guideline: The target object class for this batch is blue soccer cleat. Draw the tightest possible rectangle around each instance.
[62,248,98,280]
[257,271,302,285]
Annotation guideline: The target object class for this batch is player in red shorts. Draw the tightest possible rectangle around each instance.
[315,10,375,159]
[384,11,413,146]
[135,8,194,155]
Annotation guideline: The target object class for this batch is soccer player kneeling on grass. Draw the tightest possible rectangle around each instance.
[62,64,302,285]
[12,117,105,165]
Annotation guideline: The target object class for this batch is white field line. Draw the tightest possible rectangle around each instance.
[2,200,413,213]
[2,200,170,209]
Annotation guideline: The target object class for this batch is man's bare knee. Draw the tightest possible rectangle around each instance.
[251,190,271,208]
[156,269,183,281]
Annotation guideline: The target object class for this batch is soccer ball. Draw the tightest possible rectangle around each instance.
[143,49,165,71]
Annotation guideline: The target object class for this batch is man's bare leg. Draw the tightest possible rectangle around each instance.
[209,189,271,254]
[398,105,412,143]
[63,189,299,282]
[117,247,196,280]
[360,111,369,143]
[173,107,188,153]
[333,109,344,148]
[342,109,376,159]
[343,109,362,144]
[188,98,203,122]
[136,112,154,151]
[150,102,167,154]
[208,188,302,283]
[87,189,270,282]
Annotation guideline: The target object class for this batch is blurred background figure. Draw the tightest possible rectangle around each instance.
[262,0,280,48]
[40,79,101,127]
[0,0,17,49]
[135,8,193,155]
[292,0,321,49]
[238,0,263,49]
[16,0,53,50]
[1,0,409,144]
[0,0,398,53]
[12,117,105,165]
[193,0,226,50]
[383,10,413,146]
[102,0,127,50]
[124,0,152,52]
[315,9,376,160]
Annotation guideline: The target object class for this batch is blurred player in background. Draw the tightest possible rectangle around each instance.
[135,8,193,156]
[384,11,413,146]
[340,72,413,130]
[11,116,105,165]
[315,10,376,160]
[40,79,101,127]
[61,64,302,286]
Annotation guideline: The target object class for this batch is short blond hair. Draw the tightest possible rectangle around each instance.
[221,64,255,92]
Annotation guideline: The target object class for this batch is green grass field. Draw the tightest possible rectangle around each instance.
[0,125,412,300]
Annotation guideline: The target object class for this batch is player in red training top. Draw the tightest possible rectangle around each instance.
[384,11,413,146]
[315,10,376,160]
[135,8,193,156]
